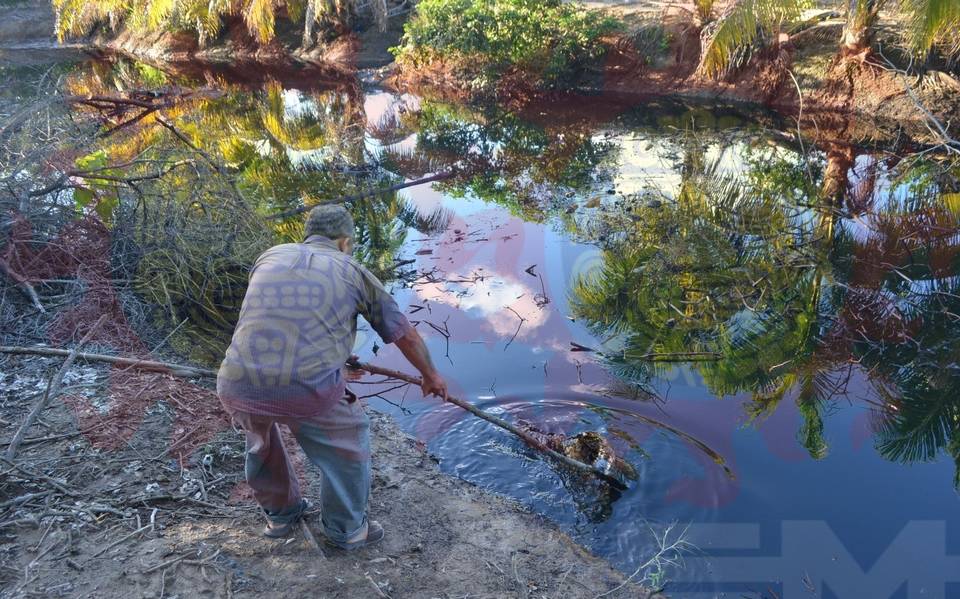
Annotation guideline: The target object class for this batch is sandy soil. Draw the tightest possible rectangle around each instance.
[0,353,651,599]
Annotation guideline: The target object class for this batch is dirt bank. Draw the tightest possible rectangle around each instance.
[390,9,960,148]
[0,353,652,598]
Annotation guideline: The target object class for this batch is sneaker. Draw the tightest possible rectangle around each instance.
[262,499,311,538]
[326,520,384,551]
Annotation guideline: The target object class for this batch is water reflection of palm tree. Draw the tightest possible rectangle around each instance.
[571,138,960,483]
[373,100,616,218]
[835,188,960,487]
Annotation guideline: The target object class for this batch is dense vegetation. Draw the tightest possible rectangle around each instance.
[46,60,450,360]
[27,1,960,478]
[388,0,960,86]
[52,0,387,46]
[391,0,620,87]
[50,0,960,93]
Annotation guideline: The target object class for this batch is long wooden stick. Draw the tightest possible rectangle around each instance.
[0,344,625,487]
[5,315,107,461]
[351,361,627,489]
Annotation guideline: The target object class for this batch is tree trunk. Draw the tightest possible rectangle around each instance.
[333,0,354,32]
[841,0,881,56]
[302,0,317,49]
[820,145,855,207]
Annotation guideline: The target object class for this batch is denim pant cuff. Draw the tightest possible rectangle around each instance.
[322,515,367,543]
[265,499,305,525]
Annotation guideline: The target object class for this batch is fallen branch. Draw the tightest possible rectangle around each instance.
[5,315,107,461]
[90,523,152,558]
[365,574,392,599]
[875,47,960,155]
[0,258,45,314]
[0,457,78,497]
[142,549,209,574]
[504,306,526,351]
[299,520,326,560]
[0,346,216,379]
[154,114,249,210]
[624,350,721,362]
[348,360,628,489]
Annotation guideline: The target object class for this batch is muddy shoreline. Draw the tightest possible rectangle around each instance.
[0,352,652,598]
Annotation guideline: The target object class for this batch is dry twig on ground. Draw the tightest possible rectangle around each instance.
[5,314,107,461]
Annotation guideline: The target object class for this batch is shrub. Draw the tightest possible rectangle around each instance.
[392,0,622,88]
[626,21,671,66]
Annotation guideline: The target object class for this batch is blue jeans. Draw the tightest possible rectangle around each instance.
[228,397,371,543]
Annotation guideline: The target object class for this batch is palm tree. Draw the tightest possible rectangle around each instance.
[837,0,960,60]
[697,0,960,77]
[241,0,278,44]
[841,0,884,56]
[568,136,960,477]
[53,0,384,46]
[53,0,126,41]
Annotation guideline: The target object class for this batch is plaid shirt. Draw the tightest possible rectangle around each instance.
[217,235,411,417]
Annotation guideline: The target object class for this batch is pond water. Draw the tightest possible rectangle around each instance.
[7,54,960,596]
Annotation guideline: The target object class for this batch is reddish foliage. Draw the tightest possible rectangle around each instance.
[4,212,242,473]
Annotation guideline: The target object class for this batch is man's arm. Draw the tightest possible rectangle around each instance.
[353,262,448,400]
[394,327,448,400]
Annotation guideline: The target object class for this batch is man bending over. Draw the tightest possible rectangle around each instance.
[217,203,447,550]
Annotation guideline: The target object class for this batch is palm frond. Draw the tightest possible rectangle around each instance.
[396,201,454,235]
[378,146,450,178]
[796,373,830,459]
[898,0,960,57]
[744,372,795,421]
[146,0,176,29]
[244,0,277,43]
[367,111,415,145]
[179,0,226,45]
[697,0,804,78]
[873,378,959,463]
